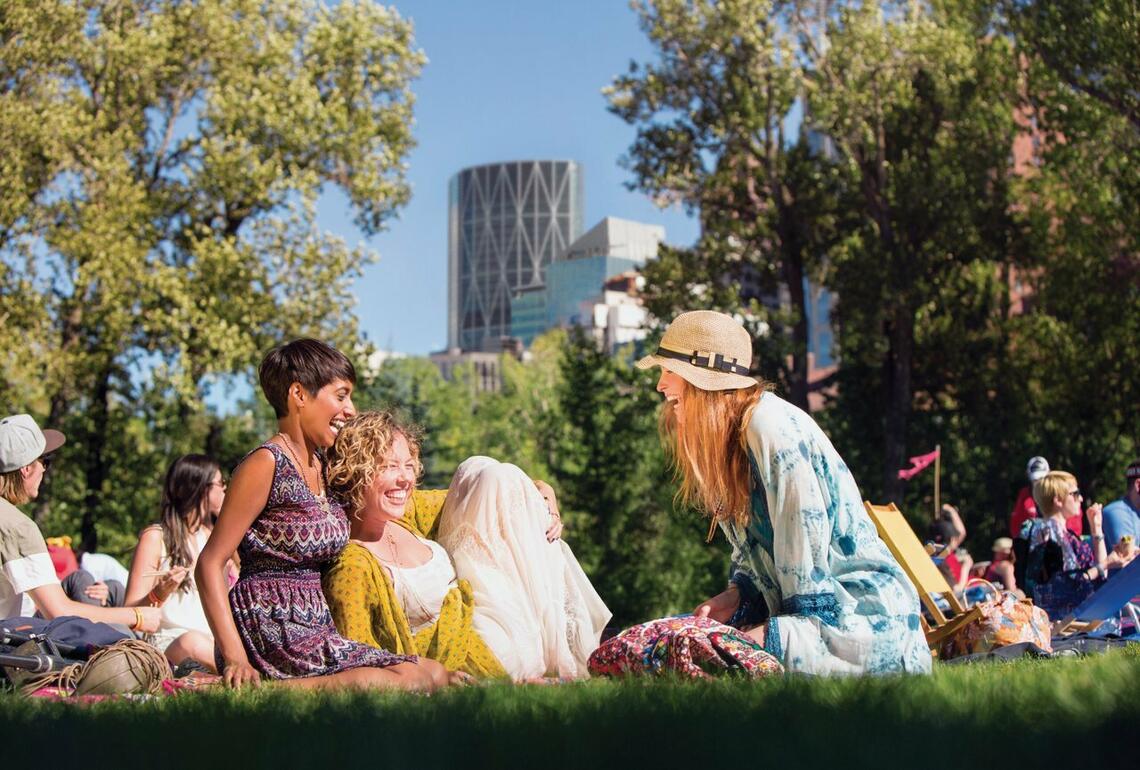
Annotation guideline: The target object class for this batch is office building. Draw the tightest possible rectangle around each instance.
[448,160,584,352]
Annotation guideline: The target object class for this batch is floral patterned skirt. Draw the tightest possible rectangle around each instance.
[587,615,783,679]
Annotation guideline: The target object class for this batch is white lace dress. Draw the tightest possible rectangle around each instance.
[436,456,611,680]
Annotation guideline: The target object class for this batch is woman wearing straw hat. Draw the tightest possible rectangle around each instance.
[637,311,930,675]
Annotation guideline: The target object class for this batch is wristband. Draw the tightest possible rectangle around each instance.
[130,607,144,630]
[147,589,164,606]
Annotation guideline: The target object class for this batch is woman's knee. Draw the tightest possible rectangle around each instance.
[419,657,449,688]
[164,631,216,671]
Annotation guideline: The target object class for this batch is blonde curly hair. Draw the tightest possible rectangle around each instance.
[326,411,423,516]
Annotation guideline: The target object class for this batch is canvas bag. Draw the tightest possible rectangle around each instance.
[940,580,1052,659]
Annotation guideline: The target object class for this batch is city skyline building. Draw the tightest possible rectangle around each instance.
[510,216,664,346]
[447,160,584,352]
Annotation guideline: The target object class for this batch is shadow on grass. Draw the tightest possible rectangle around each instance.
[2,649,1135,768]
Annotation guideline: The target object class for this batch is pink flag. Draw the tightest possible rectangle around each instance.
[898,447,940,481]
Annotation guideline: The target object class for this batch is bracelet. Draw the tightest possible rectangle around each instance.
[1092,534,1105,542]
[130,607,143,631]
[147,589,164,606]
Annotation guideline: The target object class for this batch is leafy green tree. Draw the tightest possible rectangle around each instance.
[608,0,848,409]
[1005,0,1140,132]
[1000,5,1140,503]
[0,0,423,549]
[552,329,729,626]
[803,1,1026,503]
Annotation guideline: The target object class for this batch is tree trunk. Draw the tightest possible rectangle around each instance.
[32,389,72,525]
[882,302,913,503]
[34,300,85,524]
[781,239,811,412]
[79,368,112,553]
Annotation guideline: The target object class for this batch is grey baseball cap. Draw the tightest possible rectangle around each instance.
[1026,455,1050,482]
[0,414,66,473]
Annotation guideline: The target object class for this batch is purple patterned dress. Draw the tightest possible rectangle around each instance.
[227,442,414,678]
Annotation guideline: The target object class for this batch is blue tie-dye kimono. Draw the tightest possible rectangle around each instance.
[720,392,931,675]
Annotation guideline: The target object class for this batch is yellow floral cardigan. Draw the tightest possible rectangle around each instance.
[323,489,507,679]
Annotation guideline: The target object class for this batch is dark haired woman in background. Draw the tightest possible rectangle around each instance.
[125,454,232,672]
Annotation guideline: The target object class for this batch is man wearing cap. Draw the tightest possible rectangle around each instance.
[1102,460,1140,552]
[0,413,160,632]
[1010,456,1082,538]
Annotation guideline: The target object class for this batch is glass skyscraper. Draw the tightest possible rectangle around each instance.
[447,160,584,351]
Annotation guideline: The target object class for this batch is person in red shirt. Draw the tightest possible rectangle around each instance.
[1011,456,1082,538]
[929,505,970,592]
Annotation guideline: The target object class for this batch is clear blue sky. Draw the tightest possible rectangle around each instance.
[317,0,699,355]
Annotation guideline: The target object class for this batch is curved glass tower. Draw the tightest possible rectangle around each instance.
[448,160,584,351]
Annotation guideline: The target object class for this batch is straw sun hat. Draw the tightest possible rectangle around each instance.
[635,310,758,391]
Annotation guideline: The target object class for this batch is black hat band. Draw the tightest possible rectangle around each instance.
[654,346,751,376]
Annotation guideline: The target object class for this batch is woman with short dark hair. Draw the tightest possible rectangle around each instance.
[195,339,453,690]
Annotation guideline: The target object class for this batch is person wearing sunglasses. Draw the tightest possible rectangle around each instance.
[123,454,235,672]
[1021,470,1134,620]
[0,413,161,633]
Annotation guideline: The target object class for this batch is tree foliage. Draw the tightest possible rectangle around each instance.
[1005,0,1140,132]
[0,0,423,548]
[608,0,846,409]
[616,0,1137,550]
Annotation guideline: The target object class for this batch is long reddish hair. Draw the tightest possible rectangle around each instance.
[659,377,768,531]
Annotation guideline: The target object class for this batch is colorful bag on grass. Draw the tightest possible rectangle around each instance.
[587,615,783,679]
[941,580,1052,659]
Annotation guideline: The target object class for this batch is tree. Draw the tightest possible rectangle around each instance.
[608,0,847,409]
[1005,0,1140,133]
[1001,3,1140,502]
[0,0,424,549]
[614,1,1029,509]
[802,1,1026,502]
[553,330,729,625]
[357,332,567,490]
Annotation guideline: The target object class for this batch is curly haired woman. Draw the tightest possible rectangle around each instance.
[324,411,610,681]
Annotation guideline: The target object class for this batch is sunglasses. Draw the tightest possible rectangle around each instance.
[1068,489,1083,499]
[39,455,53,472]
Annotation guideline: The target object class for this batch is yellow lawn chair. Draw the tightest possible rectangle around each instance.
[863,501,984,655]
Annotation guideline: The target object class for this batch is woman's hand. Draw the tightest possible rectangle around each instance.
[448,670,475,686]
[154,566,190,599]
[222,659,261,689]
[693,585,741,624]
[534,479,563,542]
[1104,549,1133,571]
[84,582,110,605]
[1086,502,1104,535]
[135,606,163,634]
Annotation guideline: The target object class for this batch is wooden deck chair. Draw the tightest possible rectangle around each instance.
[863,501,984,654]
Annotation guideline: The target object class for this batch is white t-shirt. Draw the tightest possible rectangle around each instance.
[79,552,130,585]
[1,497,59,618]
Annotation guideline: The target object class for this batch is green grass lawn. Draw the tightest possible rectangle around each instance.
[2,649,1136,768]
